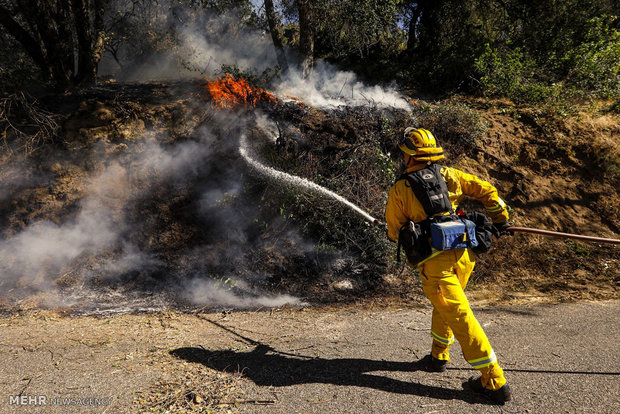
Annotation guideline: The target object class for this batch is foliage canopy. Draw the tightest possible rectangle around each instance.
[0,0,617,102]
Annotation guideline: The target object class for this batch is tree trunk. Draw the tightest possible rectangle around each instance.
[415,0,441,56]
[0,5,49,78]
[17,0,73,86]
[264,0,289,73]
[92,0,106,69]
[406,6,422,54]
[73,0,97,83]
[295,0,314,79]
[0,0,106,88]
[55,1,77,78]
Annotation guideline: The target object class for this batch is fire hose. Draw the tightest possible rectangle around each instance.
[372,221,619,245]
[506,226,620,245]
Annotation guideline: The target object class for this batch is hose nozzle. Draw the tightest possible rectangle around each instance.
[372,219,387,228]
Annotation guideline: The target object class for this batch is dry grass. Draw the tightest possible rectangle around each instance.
[0,92,60,156]
[571,112,620,177]
[133,369,244,413]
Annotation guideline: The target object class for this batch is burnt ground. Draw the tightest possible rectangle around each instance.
[0,81,618,412]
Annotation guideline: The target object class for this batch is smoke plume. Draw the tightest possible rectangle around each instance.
[101,3,411,110]
[0,119,308,311]
[1,4,410,312]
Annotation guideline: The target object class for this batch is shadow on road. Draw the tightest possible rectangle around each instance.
[171,316,504,404]
[171,345,490,404]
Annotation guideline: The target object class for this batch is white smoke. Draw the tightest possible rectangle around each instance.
[179,24,277,77]
[0,124,308,311]
[101,3,411,110]
[0,162,125,289]
[133,138,213,180]
[276,63,411,110]
[0,161,47,201]
[253,111,280,143]
[200,184,242,209]
[184,278,306,308]
[179,22,410,109]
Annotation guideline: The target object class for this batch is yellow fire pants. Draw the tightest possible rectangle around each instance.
[419,248,506,391]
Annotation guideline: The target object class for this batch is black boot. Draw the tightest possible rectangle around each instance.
[418,354,448,372]
[464,376,512,404]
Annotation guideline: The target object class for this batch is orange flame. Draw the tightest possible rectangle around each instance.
[202,74,278,109]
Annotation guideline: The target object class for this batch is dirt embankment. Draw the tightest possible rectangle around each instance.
[448,98,619,303]
[0,84,618,312]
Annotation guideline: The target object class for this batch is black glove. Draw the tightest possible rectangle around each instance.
[492,222,514,237]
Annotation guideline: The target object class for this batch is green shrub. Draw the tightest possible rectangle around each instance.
[474,44,556,104]
[419,102,488,151]
[563,16,620,99]
[475,16,620,105]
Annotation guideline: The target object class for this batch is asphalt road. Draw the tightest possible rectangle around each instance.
[219,301,620,414]
[1,301,618,413]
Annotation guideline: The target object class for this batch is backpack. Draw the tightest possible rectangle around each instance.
[396,164,491,265]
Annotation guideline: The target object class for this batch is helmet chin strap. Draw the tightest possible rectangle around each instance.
[405,153,432,167]
[405,153,414,167]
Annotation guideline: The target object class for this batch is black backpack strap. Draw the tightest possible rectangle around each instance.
[402,164,453,217]
[459,216,474,250]
[394,164,454,266]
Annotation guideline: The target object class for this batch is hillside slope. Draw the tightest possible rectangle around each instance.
[450,98,619,302]
[0,83,617,312]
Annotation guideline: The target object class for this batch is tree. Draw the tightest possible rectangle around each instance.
[103,0,173,74]
[400,0,620,91]
[405,1,422,54]
[272,0,402,82]
[313,0,402,60]
[0,1,107,88]
[264,0,289,72]
[73,0,107,83]
[295,0,314,78]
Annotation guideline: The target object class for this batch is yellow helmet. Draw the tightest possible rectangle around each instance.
[399,127,445,162]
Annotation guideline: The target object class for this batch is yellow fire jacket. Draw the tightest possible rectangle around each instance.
[385,164,509,242]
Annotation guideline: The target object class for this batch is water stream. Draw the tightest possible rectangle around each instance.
[238,134,379,224]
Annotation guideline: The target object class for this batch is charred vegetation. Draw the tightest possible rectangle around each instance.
[0,80,618,313]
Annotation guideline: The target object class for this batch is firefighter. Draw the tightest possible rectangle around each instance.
[385,127,512,404]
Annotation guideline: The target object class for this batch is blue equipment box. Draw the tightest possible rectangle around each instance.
[430,219,478,251]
